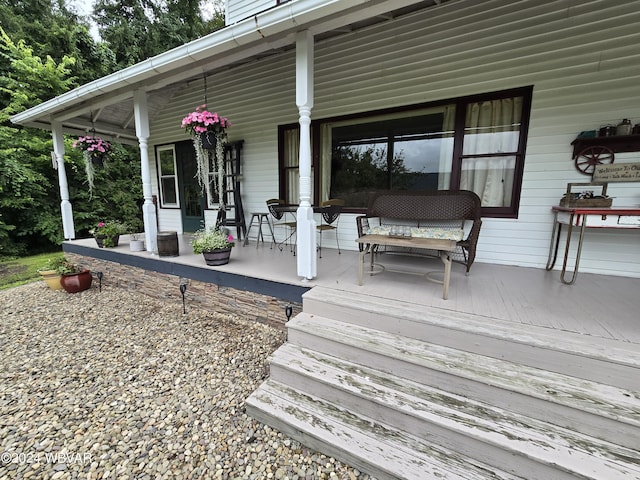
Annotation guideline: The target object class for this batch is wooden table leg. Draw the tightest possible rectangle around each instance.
[439,250,452,300]
[358,249,365,285]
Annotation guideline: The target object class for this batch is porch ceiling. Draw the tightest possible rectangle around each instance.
[10,0,447,146]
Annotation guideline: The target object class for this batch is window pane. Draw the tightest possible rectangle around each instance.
[328,108,452,207]
[331,142,389,208]
[460,156,516,207]
[463,97,522,155]
[159,149,175,175]
[161,178,177,204]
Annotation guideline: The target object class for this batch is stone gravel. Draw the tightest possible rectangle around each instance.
[0,283,371,480]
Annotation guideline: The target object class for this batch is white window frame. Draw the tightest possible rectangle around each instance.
[157,145,179,208]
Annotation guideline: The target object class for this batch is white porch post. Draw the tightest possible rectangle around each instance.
[133,90,158,253]
[51,121,75,239]
[296,30,317,281]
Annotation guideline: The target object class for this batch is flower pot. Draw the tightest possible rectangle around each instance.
[129,239,145,251]
[60,270,93,293]
[95,234,120,248]
[38,269,63,290]
[202,247,232,266]
[200,131,217,150]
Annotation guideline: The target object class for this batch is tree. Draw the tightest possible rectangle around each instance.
[0,28,77,255]
[94,0,224,70]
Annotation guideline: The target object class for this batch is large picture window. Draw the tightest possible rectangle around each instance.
[279,86,532,217]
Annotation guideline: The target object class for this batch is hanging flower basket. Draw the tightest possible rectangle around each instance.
[72,136,113,197]
[181,105,231,205]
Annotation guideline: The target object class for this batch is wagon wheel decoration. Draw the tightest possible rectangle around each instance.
[574,145,614,175]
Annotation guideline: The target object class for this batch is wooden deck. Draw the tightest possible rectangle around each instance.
[67,234,640,345]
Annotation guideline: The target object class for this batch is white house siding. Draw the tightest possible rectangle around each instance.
[225,0,275,25]
[149,0,640,277]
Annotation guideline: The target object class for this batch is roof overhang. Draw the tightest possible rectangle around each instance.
[10,0,446,145]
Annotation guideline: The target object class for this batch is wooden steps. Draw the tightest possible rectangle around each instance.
[246,286,640,479]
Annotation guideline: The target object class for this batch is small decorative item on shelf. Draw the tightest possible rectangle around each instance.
[191,227,235,266]
[90,220,128,248]
[55,258,93,293]
[181,105,231,205]
[559,190,612,208]
[72,135,113,197]
[616,118,632,136]
[598,124,616,137]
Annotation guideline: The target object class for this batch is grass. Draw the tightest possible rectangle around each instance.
[0,251,64,290]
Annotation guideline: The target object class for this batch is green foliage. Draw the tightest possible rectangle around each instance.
[94,0,224,70]
[0,0,225,258]
[0,251,63,289]
[192,227,235,254]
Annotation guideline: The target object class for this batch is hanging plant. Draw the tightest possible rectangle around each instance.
[181,105,231,205]
[72,135,112,198]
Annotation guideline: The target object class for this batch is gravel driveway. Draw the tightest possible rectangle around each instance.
[0,283,368,480]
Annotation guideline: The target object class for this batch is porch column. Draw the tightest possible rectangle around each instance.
[51,120,75,239]
[133,90,158,253]
[296,30,317,281]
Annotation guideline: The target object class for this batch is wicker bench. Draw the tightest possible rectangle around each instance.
[355,190,482,273]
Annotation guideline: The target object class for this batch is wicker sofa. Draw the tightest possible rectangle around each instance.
[355,190,483,273]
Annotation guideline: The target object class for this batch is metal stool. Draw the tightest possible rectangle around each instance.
[243,212,275,247]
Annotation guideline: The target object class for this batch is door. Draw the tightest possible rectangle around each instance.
[176,141,205,232]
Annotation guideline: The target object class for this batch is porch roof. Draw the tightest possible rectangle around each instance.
[9,0,446,145]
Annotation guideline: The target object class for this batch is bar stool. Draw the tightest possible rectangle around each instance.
[243,212,275,247]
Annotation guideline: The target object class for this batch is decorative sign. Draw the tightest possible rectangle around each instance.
[593,163,640,182]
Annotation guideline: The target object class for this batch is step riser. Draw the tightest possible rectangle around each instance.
[247,382,528,480]
[264,365,599,480]
[286,328,638,450]
[245,403,401,480]
[302,296,637,390]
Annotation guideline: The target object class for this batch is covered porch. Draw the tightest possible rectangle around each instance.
[64,234,640,343]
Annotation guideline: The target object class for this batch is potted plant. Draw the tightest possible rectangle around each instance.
[72,135,112,198]
[129,232,145,252]
[90,220,128,248]
[127,219,145,251]
[181,105,231,205]
[38,255,67,290]
[56,258,92,293]
[191,227,235,266]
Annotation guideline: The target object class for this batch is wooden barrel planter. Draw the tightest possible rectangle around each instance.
[157,231,179,257]
[202,247,232,266]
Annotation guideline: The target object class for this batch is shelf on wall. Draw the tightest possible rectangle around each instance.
[571,135,640,159]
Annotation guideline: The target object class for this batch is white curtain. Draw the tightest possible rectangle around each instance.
[320,123,332,201]
[460,97,522,206]
[284,128,299,204]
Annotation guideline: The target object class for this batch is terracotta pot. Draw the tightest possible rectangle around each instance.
[202,247,232,266]
[60,270,93,293]
[38,269,62,290]
[95,234,120,248]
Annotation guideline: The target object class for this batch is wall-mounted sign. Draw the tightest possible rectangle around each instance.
[593,163,640,182]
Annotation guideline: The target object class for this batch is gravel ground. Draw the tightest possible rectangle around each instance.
[0,283,369,480]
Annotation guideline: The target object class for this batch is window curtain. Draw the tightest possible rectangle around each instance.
[460,97,522,207]
[320,123,332,201]
[284,128,299,204]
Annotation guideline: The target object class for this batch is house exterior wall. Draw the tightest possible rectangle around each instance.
[150,0,640,277]
[225,0,275,25]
